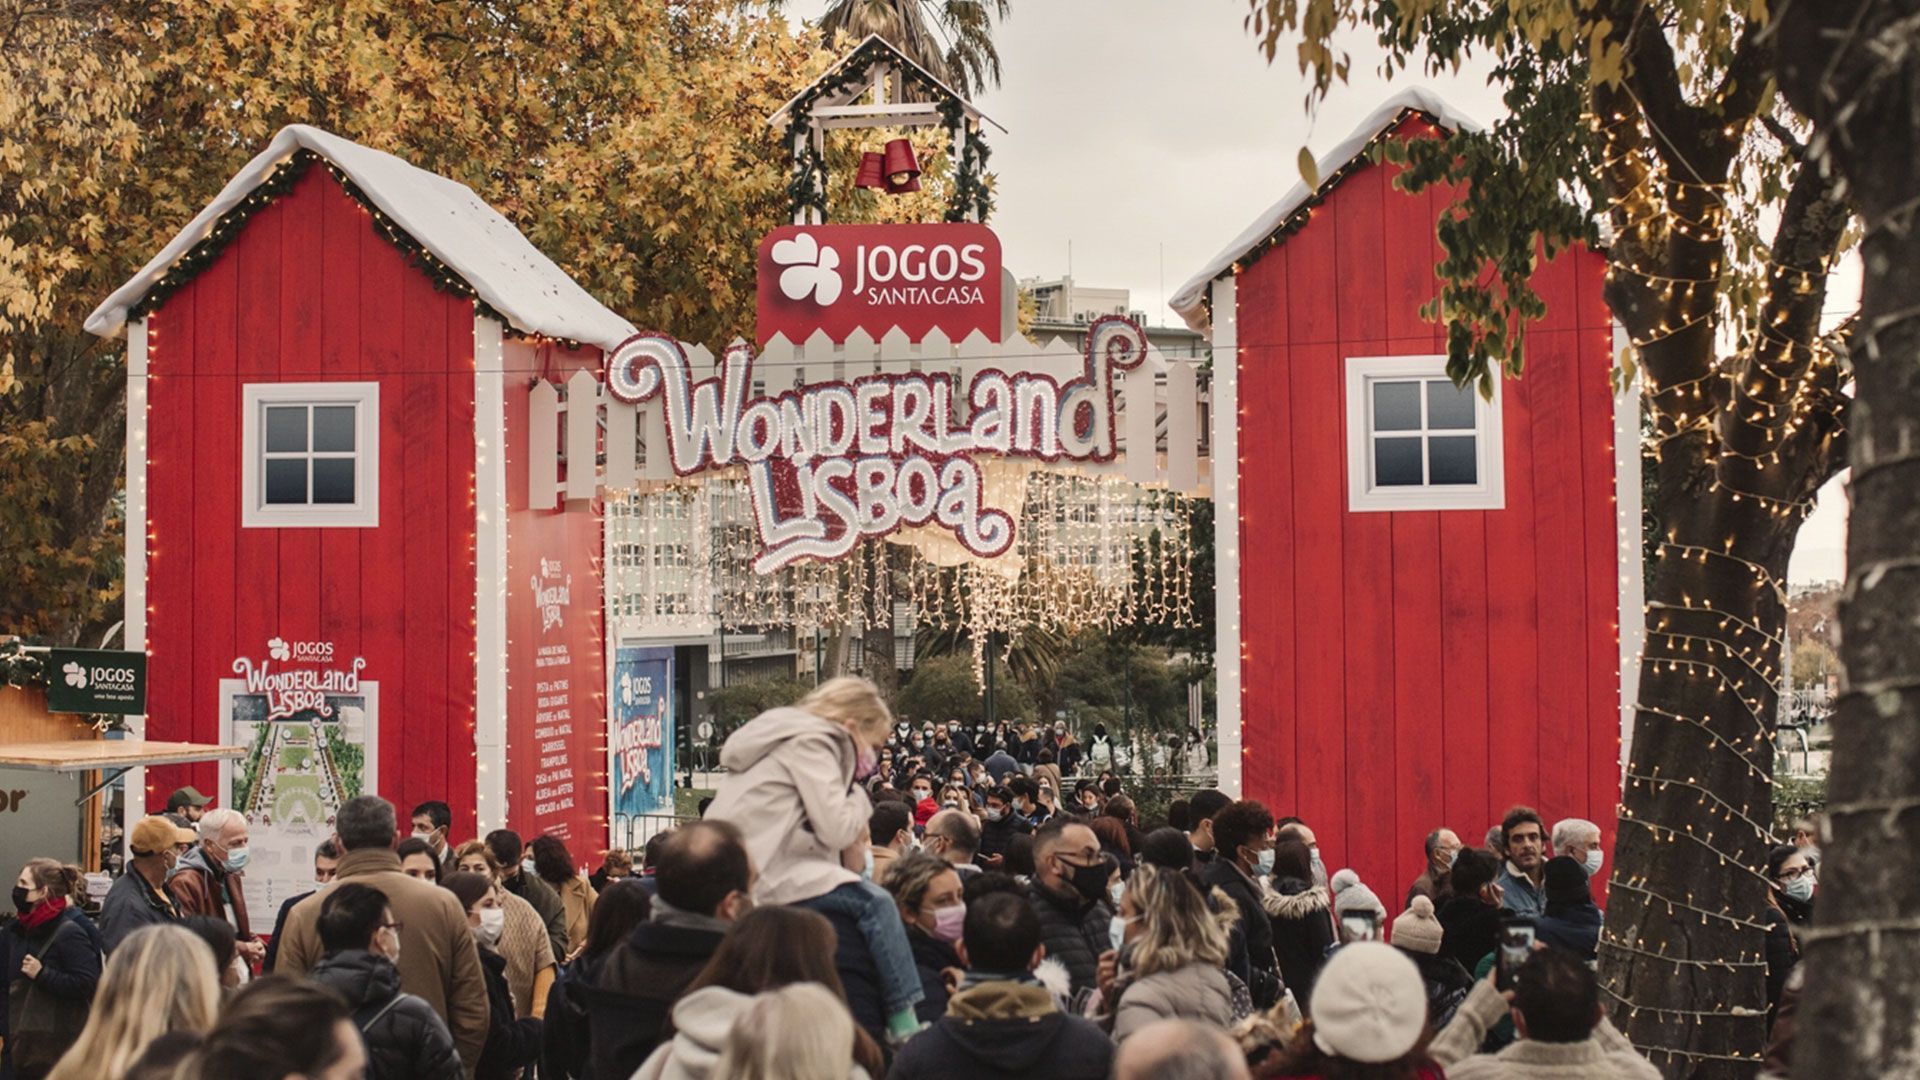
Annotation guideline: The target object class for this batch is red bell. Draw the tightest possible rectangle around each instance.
[882,138,921,194]
[855,151,887,190]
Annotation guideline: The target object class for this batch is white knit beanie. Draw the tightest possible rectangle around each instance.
[1391,894,1444,955]
[1310,942,1428,1063]
[1330,867,1386,920]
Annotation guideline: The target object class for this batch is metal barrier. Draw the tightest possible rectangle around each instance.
[611,812,697,853]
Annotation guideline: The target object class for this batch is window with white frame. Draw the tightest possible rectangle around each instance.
[1344,355,1504,512]
[242,382,380,527]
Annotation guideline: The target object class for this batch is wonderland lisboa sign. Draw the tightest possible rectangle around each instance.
[604,314,1148,574]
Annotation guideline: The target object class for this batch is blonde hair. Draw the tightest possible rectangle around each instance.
[711,983,855,1080]
[1125,863,1237,977]
[46,925,220,1080]
[798,677,893,744]
[453,839,501,878]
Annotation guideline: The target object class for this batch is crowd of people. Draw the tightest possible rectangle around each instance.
[0,678,1825,1080]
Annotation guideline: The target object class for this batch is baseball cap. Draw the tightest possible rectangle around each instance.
[167,786,211,810]
[130,815,197,856]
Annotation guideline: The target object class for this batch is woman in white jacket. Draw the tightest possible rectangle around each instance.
[1109,862,1241,1041]
[703,677,924,1044]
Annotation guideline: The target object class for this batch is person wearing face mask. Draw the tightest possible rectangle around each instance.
[1276,818,1328,890]
[409,801,457,877]
[923,809,984,880]
[262,840,342,972]
[5,859,102,1080]
[908,777,939,830]
[482,829,568,962]
[307,883,462,1080]
[1533,856,1602,961]
[1103,863,1238,1041]
[273,795,489,1076]
[442,873,543,1080]
[164,807,266,969]
[1408,828,1463,908]
[449,840,556,1024]
[1551,818,1607,885]
[1025,821,1117,1006]
[881,851,967,1023]
[976,787,1026,869]
[99,816,195,952]
[1197,801,1285,1010]
[1764,843,1816,1020]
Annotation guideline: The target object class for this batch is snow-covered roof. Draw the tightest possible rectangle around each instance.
[87,125,637,351]
[1169,88,1483,337]
[768,34,1004,133]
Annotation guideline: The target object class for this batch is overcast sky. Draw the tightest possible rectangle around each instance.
[780,0,1848,583]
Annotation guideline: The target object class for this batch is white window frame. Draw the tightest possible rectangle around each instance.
[241,382,380,528]
[1344,354,1504,513]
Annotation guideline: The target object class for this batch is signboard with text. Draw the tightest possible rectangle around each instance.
[756,223,1002,346]
[47,648,147,715]
[610,647,674,821]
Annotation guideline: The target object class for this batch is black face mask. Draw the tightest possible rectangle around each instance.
[1066,858,1111,904]
[11,886,33,914]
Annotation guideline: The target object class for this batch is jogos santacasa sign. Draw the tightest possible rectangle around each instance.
[605,315,1149,573]
[756,223,1001,346]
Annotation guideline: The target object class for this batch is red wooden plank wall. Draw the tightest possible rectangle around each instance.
[1233,115,1621,908]
[142,167,480,840]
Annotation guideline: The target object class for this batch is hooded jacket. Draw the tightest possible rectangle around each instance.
[885,979,1114,1080]
[165,843,253,938]
[707,707,871,905]
[308,949,463,1080]
[1430,978,1660,1080]
[1112,961,1235,1041]
[1261,877,1334,1011]
[634,985,870,1080]
[586,914,728,1079]
[1026,878,1110,1003]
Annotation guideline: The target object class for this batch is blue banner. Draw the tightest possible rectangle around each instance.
[611,647,675,818]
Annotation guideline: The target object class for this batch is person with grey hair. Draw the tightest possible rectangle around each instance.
[922,808,982,879]
[1408,827,1462,907]
[1111,1018,1249,1080]
[165,807,265,966]
[1551,818,1605,879]
[273,794,490,1074]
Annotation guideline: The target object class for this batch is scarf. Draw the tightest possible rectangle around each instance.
[18,895,68,933]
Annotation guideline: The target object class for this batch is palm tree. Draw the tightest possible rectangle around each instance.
[815,0,1011,97]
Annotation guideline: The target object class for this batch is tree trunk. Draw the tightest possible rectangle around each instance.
[1778,3,1920,1075]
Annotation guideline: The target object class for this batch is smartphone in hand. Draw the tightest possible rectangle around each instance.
[1496,914,1536,990]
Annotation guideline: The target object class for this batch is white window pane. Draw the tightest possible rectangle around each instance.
[312,405,356,452]
[264,459,308,504]
[1374,436,1424,486]
[311,458,357,504]
[1429,435,1479,485]
[1426,379,1477,430]
[264,406,308,453]
[1372,381,1422,432]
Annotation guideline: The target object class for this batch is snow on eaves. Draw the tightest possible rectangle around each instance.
[1168,88,1484,338]
[87,125,637,352]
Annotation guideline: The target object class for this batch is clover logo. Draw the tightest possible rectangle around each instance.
[61,661,87,689]
[771,232,843,306]
[268,637,291,661]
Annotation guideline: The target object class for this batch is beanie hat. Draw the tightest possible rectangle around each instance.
[1391,895,1444,955]
[442,870,494,913]
[1331,868,1386,920]
[1543,855,1591,905]
[1310,941,1427,1063]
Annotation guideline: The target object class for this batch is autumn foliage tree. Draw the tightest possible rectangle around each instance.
[1245,1,1853,1074]
[0,0,925,643]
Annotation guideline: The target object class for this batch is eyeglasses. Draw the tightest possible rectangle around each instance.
[1776,866,1814,882]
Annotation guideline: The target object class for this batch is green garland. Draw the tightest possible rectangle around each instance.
[938,97,993,223]
[0,640,127,731]
[128,148,561,347]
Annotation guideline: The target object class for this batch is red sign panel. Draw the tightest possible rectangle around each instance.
[756,223,1002,346]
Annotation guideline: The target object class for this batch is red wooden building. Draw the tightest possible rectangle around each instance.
[1172,90,1637,901]
[87,126,632,914]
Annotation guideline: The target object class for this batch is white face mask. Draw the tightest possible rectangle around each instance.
[1582,850,1604,877]
[473,906,505,948]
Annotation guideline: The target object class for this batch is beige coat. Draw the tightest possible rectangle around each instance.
[555,874,596,955]
[275,848,490,1076]
[707,707,869,905]
[1112,961,1235,1041]
[496,890,556,1019]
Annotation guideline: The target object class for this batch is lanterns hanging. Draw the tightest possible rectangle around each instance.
[882,138,922,194]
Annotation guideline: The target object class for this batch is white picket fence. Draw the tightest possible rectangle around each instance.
[527,327,1208,510]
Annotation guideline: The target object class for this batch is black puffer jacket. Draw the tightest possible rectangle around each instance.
[307,950,462,1080]
[907,926,962,1024]
[1027,879,1109,1004]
